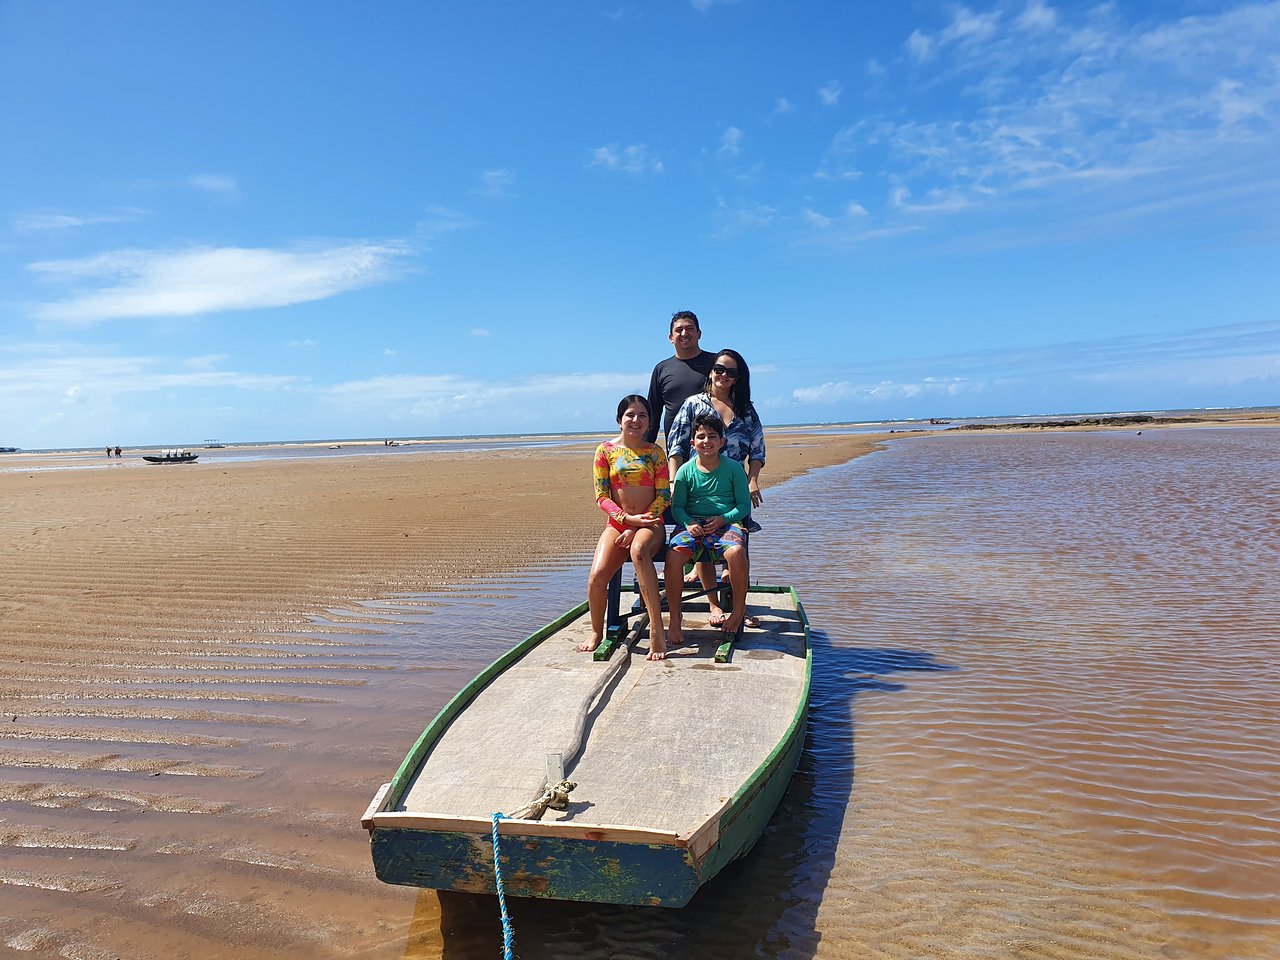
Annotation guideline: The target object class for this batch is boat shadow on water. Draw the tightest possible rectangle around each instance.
[403,630,954,960]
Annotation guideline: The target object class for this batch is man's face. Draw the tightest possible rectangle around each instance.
[669,318,701,356]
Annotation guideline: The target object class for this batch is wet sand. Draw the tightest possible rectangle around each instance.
[2,415,1276,958]
[0,431,882,959]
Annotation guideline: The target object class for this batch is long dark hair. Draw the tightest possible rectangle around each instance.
[704,349,752,419]
[616,394,652,423]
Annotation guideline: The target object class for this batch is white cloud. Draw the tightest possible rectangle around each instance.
[477,169,516,197]
[0,351,303,403]
[183,353,227,369]
[14,210,144,232]
[841,2,1280,227]
[719,127,743,156]
[471,328,491,337]
[190,174,238,197]
[28,241,408,325]
[819,80,843,106]
[774,97,793,114]
[588,143,664,174]
[713,198,777,233]
[1017,0,1056,32]
[416,205,479,239]
[792,377,979,404]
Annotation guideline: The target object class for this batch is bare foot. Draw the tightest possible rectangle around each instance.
[577,635,602,653]
[646,637,667,660]
[667,624,685,648]
[720,612,744,634]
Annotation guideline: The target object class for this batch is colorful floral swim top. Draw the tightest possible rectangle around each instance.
[592,440,670,520]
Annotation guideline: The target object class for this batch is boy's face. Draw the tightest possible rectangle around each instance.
[692,426,725,457]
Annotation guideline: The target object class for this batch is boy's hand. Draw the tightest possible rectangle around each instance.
[702,516,725,533]
[686,522,704,538]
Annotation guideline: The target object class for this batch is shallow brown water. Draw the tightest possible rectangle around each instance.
[3,428,1277,958]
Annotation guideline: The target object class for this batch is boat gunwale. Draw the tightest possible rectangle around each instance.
[366,584,811,855]
[379,598,591,813]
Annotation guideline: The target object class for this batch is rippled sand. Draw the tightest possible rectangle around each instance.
[0,433,880,959]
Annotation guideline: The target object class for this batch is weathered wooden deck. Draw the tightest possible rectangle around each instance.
[396,589,808,839]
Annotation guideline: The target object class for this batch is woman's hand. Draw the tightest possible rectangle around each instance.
[748,477,763,509]
[614,528,636,550]
[630,511,663,529]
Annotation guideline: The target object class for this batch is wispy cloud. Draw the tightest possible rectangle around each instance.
[719,127,743,156]
[477,169,516,198]
[0,350,303,402]
[28,241,408,325]
[14,209,145,233]
[818,80,842,106]
[190,173,238,198]
[787,320,1280,410]
[867,2,1280,219]
[588,143,664,174]
[774,97,793,114]
[792,376,979,404]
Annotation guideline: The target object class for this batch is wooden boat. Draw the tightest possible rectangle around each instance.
[142,448,199,463]
[362,583,810,907]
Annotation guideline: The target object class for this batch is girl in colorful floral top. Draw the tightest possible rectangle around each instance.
[584,395,671,659]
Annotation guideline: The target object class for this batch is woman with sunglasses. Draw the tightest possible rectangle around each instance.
[584,395,671,659]
[666,349,765,629]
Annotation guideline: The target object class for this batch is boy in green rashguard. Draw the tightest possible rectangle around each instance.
[664,413,751,644]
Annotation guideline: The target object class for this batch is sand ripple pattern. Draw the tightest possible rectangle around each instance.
[3,430,1277,958]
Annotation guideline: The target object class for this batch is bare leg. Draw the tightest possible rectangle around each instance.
[719,545,749,634]
[630,527,666,660]
[664,548,692,648]
[582,526,627,652]
[699,560,726,624]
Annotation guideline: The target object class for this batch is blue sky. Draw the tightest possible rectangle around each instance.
[2,1,1278,448]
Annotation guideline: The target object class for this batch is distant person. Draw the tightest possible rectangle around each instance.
[645,310,715,445]
[665,413,752,643]
[105,446,112,457]
[114,446,122,457]
[667,348,765,626]
[584,395,670,660]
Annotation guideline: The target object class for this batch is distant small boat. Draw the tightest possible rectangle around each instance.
[204,439,225,448]
[143,449,199,464]
[0,446,17,453]
[364,583,811,907]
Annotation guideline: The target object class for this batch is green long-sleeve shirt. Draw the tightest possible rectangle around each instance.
[671,456,750,527]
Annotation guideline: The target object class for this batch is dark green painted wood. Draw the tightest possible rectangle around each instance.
[372,827,702,907]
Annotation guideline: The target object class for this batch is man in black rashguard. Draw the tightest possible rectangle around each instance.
[645,310,715,452]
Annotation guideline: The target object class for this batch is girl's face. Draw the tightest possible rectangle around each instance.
[619,402,649,436]
[692,426,725,457]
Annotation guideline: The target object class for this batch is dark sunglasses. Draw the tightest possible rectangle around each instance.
[712,363,739,379]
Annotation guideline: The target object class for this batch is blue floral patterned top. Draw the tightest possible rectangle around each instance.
[667,393,766,468]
